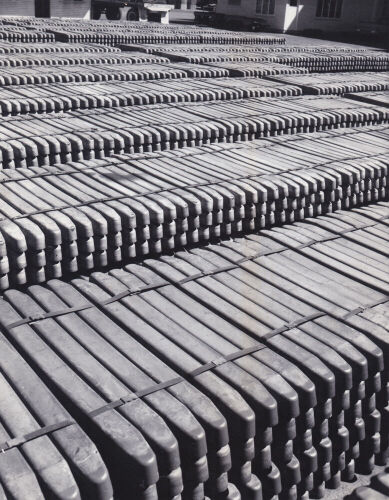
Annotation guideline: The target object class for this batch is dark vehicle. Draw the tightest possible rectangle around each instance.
[195,11,267,31]
[92,0,168,20]
[92,0,139,20]
[194,0,267,31]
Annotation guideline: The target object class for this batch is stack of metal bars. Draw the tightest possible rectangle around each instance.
[260,72,389,95]
[0,41,122,54]
[0,79,302,116]
[0,125,388,290]
[0,95,387,169]
[0,202,388,499]
[0,62,230,87]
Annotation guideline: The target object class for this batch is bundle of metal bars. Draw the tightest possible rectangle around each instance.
[119,44,371,54]
[262,52,389,73]
[202,61,309,77]
[0,62,229,87]
[43,22,285,45]
[0,17,286,46]
[145,50,388,71]
[0,95,387,169]
[0,52,170,68]
[157,52,272,64]
[52,31,286,46]
[0,41,121,55]
[262,72,389,95]
[0,201,388,500]
[0,124,388,290]
[205,53,389,75]
[0,78,302,116]
[0,27,55,43]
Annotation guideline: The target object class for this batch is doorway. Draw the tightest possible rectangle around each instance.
[35,0,50,18]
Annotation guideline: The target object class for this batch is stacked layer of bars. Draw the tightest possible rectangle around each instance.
[0,96,388,169]
[262,72,389,95]
[0,203,388,499]
[0,79,302,116]
[0,125,388,290]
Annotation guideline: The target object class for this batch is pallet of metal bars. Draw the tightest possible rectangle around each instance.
[128,47,385,66]
[0,301,242,500]
[118,44,370,55]
[0,288,248,500]
[156,63,229,78]
[154,52,271,64]
[1,94,389,169]
[42,25,285,46]
[345,91,389,109]
[148,201,389,491]
[98,200,380,487]
[46,29,199,46]
[0,52,171,68]
[0,124,388,288]
[0,150,386,288]
[1,202,389,498]
[200,34,286,45]
[0,78,302,116]
[262,72,389,96]
[0,41,120,55]
[4,95,389,164]
[94,225,381,497]
[0,63,211,87]
[204,61,309,77]
[0,330,114,500]
[263,52,389,73]
[0,28,55,43]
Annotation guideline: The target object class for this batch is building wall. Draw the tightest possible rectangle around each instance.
[215,0,379,32]
[0,0,35,16]
[295,0,357,32]
[356,0,389,34]
[50,0,91,18]
[215,0,287,30]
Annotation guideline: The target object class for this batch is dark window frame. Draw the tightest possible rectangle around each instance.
[256,0,275,15]
[316,0,343,18]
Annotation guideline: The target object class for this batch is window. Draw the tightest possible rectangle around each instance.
[256,0,275,15]
[316,0,343,18]
[382,0,389,22]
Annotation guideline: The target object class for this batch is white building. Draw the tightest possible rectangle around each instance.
[0,0,92,19]
[215,0,389,34]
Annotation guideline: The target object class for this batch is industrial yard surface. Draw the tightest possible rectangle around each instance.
[0,16,388,500]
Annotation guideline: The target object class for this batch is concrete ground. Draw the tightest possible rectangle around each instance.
[324,465,388,499]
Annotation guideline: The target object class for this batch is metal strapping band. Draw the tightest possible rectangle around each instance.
[6,205,389,332]
[261,212,389,254]
[342,296,389,320]
[9,153,389,221]
[1,249,298,330]
[0,310,326,453]
[0,419,74,453]
[4,280,173,330]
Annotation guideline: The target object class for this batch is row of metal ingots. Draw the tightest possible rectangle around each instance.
[0,17,388,500]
